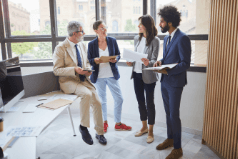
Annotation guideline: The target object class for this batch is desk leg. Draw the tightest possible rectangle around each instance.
[67,106,76,136]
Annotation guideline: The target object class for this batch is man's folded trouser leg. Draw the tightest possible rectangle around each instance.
[90,89,104,135]
[74,81,104,135]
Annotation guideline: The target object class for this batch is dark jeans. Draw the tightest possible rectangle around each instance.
[133,72,156,125]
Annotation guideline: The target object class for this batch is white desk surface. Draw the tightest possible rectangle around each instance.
[0,91,75,159]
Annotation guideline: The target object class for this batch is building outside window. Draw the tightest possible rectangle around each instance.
[58,7,60,14]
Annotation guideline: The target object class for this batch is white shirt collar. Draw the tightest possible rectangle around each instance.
[67,38,79,48]
[169,28,178,41]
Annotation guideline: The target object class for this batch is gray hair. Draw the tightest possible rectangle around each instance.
[67,21,83,37]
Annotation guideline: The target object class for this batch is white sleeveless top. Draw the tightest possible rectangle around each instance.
[98,47,114,78]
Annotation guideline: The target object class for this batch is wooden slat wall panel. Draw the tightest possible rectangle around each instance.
[202,0,238,159]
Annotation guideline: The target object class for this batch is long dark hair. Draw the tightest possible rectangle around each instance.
[138,15,158,46]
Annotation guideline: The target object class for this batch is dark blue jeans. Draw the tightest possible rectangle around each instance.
[133,72,156,125]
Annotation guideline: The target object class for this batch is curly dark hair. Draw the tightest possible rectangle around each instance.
[158,5,181,28]
[138,15,158,46]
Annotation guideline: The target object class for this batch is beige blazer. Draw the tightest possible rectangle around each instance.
[53,38,94,94]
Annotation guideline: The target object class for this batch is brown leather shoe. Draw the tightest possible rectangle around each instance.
[156,138,173,150]
[165,148,183,159]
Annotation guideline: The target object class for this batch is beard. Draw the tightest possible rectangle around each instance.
[76,36,84,42]
[161,24,169,33]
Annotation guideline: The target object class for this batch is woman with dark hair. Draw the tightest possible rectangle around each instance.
[88,20,132,133]
[126,15,160,143]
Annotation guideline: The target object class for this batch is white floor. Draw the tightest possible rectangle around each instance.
[36,112,220,159]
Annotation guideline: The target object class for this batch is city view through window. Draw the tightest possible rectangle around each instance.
[2,0,209,66]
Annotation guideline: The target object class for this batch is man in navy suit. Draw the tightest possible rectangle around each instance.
[154,6,191,159]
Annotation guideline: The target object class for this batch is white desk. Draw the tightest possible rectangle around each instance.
[0,91,77,159]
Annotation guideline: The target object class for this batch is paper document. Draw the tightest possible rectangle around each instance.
[22,103,38,113]
[48,94,78,101]
[38,98,73,110]
[5,126,44,137]
[7,105,21,112]
[123,49,147,62]
[99,55,118,63]
[143,63,178,71]
[0,135,12,148]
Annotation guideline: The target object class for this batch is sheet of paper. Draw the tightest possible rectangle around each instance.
[7,105,21,112]
[22,104,38,113]
[0,135,12,147]
[123,48,147,62]
[5,126,44,137]
[143,63,178,71]
[48,94,78,101]
[99,55,118,63]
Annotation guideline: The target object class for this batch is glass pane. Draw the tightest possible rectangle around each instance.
[8,0,51,36]
[11,42,52,60]
[156,0,210,34]
[99,0,142,33]
[56,0,96,36]
[157,40,208,66]
[193,40,208,66]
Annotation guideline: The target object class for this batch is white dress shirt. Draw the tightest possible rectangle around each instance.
[67,38,84,66]
[134,37,146,73]
[166,28,178,47]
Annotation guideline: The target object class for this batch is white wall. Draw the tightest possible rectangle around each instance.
[103,66,206,134]
[21,66,206,134]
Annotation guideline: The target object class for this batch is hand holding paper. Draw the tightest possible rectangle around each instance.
[109,58,117,63]
[99,55,118,63]
[123,48,147,62]
[94,58,103,64]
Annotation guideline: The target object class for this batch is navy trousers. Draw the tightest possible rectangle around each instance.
[133,72,156,125]
[161,80,183,149]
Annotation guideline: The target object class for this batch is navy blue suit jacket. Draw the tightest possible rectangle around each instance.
[160,29,191,87]
[88,36,121,83]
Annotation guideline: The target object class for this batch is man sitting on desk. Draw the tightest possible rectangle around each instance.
[53,21,106,145]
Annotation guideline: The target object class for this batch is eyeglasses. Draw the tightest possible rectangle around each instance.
[99,26,108,31]
[75,30,84,34]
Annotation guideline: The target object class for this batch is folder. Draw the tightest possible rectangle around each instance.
[143,63,178,71]
[99,55,118,63]
[38,98,73,110]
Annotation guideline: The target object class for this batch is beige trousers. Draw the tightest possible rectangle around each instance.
[74,80,104,135]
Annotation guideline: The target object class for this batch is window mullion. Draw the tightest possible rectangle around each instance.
[143,0,147,15]
[95,0,100,20]
[150,0,156,24]
[49,0,57,53]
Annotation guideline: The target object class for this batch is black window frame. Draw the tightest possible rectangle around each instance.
[0,0,208,71]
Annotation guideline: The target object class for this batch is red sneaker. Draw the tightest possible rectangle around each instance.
[104,123,108,132]
[115,123,132,131]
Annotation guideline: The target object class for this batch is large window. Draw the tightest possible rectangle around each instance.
[56,0,96,36]
[99,0,142,33]
[11,42,52,60]
[0,0,209,67]
[8,0,51,35]
[155,0,210,65]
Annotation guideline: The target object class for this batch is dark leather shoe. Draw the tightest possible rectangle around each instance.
[166,148,183,159]
[156,138,173,150]
[79,126,93,145]
[96,134,107,145]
